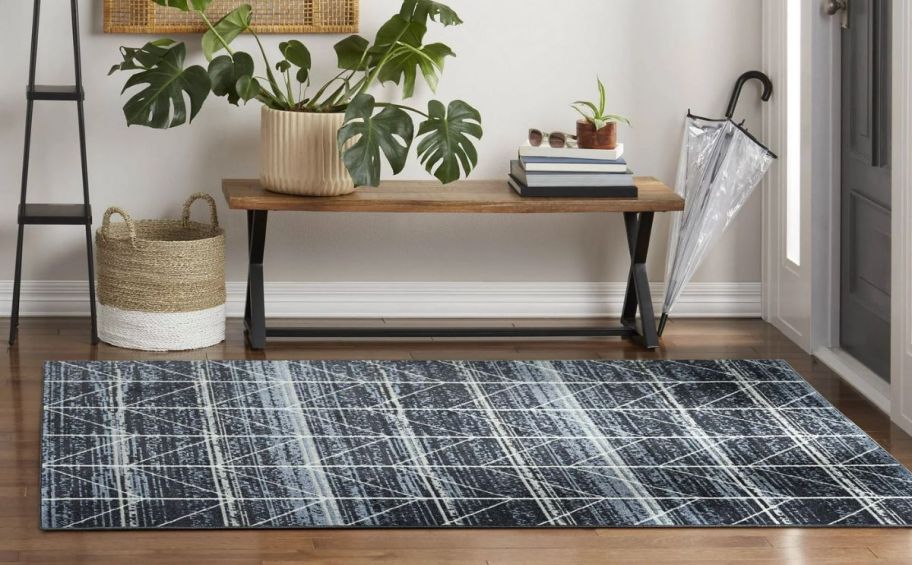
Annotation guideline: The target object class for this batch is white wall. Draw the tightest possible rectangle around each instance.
[0,0,763,311]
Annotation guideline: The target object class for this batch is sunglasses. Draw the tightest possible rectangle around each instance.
[528,129,578,148]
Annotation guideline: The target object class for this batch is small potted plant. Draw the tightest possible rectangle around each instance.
[109,0,483,196]
[572,78,630,150]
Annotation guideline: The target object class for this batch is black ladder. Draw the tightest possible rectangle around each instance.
[10,0,98,345]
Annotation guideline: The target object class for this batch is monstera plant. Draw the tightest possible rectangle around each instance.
[109,0,483,193]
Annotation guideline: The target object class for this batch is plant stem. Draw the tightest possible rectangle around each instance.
[316,81,347,112]
[197,11,235,56]
[357,49,398,96]
[251,30,292,108]
[375,102,428,118]
[256,89,283,109]
[340,73,369,101]
[357,23,413,96]
[309,69,351,109]
[284,69,295,105]
[327,77,355,108]
[395,41,440,70]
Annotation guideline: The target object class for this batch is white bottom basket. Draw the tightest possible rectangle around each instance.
[98,303,226,352]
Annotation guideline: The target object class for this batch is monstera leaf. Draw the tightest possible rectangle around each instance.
[379,42,453,97]
[109,39,176,74]
[416,100,482,184]
[369,14,447,97]
[202,4,252,61]
[152,0,214,10]
[420,1,463,25]
[118,41,211,129]
[337,94,415,187]
[371,15,426,55]
[400,0,463,26]
[208,52,257,105]
[335,35,371,71]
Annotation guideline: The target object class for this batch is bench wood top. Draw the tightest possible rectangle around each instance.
[222,177,684,214]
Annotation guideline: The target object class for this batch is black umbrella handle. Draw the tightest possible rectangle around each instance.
[658,314,669,337]
[725,71,773,119]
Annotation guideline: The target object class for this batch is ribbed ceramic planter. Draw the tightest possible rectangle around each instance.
[260,107,355,196]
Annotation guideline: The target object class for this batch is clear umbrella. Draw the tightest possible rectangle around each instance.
[658,72,778,336]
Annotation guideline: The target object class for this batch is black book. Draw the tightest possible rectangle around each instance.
[508,175,638,198]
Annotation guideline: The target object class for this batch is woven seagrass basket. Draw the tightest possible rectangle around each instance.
[95,193,226,351]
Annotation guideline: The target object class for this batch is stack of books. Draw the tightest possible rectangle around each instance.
[508,143,637,198]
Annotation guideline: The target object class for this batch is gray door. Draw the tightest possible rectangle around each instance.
[840,0,891,380]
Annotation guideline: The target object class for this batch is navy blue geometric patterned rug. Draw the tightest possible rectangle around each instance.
[41,359,912,529]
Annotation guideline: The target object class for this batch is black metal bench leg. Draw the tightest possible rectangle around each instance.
[621,213,639,326]
[244,211,253,325]
[621,212,659,349]
[245,210,268,350]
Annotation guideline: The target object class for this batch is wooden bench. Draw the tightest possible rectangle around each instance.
[223,177,684,350]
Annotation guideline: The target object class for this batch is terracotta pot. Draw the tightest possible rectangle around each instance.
[576,119,618,150]
[260,107,355,196]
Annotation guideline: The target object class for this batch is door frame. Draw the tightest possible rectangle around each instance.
[762,0,912,434]
[891,0,912,436]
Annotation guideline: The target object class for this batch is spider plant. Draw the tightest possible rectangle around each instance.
[572,77,630,130]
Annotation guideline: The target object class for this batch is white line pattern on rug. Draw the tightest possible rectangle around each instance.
[40,359,912,529]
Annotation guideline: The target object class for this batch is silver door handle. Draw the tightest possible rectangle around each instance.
[825,0,847,15]
[825,0,850,29]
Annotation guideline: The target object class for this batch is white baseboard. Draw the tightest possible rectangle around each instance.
[814,347,892,415]
[0,280,761,319]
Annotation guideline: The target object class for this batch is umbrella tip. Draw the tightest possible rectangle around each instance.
[657,314,669,337]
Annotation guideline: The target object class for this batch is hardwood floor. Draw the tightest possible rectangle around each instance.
[2,317,910,564]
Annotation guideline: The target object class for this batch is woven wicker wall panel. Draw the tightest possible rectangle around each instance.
[104,0,359,34]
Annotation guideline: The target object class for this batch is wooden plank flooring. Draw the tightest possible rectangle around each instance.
[1,317,910,564]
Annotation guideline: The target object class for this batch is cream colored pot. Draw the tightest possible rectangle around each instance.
[260,107,355,196]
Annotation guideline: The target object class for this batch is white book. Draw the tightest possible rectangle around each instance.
[518,143,625,161]
[521,160,629,173]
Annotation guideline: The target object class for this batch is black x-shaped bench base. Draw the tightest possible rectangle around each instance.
[243,211,659,350]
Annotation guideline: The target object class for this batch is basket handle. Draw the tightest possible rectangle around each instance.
[181,192,219,228]
[101,207,138,248]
